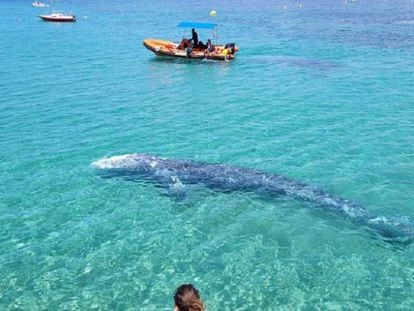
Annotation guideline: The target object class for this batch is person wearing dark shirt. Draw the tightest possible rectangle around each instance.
[190,28,199,48]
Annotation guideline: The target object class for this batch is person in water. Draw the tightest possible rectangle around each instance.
[190,28,199,48]
[174,284,204,311]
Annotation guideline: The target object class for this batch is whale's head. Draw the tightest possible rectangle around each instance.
[91,153,164,179]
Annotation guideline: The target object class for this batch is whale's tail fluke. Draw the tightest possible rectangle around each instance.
[365,216,414,246]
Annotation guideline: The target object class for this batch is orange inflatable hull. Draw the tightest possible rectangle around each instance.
[143,39,238,61]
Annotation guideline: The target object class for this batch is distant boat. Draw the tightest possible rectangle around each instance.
[39,12,76,22]
[32,1,49,7]
[39,0,75,22]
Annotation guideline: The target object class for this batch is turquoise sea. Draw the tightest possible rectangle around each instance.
[1,0,414,309]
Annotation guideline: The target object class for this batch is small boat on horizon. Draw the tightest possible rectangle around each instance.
[39,0,75,22]
[39,12,76,22]
[143,21,239,61]
[32,1,49,7]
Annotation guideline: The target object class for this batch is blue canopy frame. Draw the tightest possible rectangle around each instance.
[177,21,218,29]
[177,21,219,43]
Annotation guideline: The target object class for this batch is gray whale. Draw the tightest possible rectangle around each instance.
[91,154,413,244]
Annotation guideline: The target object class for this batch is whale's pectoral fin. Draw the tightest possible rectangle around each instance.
[165,176,187,200]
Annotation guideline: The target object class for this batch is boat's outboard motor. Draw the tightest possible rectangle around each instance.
[225,43,236,54]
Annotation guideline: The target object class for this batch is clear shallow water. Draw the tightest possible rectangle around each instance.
[1,0,414,309]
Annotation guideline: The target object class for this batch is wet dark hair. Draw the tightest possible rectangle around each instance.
[174,284,204,311]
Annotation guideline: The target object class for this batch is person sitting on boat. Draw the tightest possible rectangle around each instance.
[204,39,215,56]
[190,28,199,48]
[206,39,214,52]
[177,38,191,50]
[186,46,193,57]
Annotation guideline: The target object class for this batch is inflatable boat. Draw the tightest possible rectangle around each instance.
[143,22,238,61]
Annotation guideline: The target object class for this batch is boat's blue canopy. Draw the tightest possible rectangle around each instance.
[177,21,218,29]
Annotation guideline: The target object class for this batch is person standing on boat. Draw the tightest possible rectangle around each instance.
[190,28,199,48]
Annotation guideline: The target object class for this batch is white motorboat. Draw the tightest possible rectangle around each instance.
[39,12,76,22]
